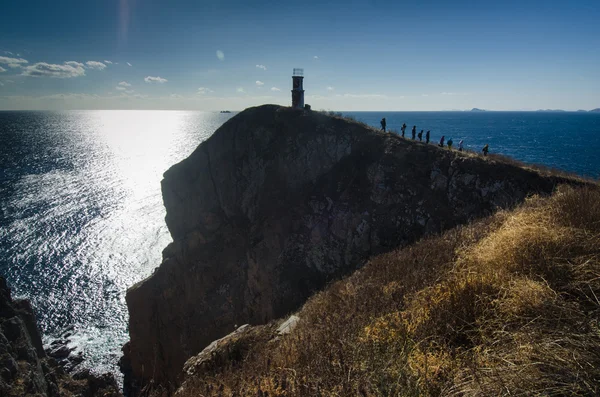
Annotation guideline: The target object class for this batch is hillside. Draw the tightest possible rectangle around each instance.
[174,184,600,396]
[121,105,585,395]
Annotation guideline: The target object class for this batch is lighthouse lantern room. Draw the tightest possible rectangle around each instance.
[291,68,305,109]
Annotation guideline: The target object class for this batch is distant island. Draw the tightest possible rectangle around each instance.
[470,108,486,112]
[590,108,600,113]
[536,109,567,112]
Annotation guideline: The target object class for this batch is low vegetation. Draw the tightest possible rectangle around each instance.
[175,185,600,396]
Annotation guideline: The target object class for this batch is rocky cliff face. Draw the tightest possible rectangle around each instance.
[0,276,122,396]
[123,105,572,392]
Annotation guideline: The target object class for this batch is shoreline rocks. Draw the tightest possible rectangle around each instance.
[0,275,122,396]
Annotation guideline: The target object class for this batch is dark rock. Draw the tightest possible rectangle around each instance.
[0,355,17,380]
[48,345,73,360]
[72,368,91,380]
[123,105,584,391]
[0,275,122,396]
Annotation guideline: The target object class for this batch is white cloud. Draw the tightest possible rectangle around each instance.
[65,61,84,68]
[236,87,245,93]
[127,62,132,66]
[327,86,334,91]
[256,64,267,70]
[0,67,6,72]
[104,60,113,64]
[271,87,281,91]
[256,80,264,86]
[314,56,319,59]
[116,86,127,91]
[144,76,167,83]
[86,61,106,70]
[0,56,28,67]
[216,50,225,61]
[22,62,85,78]
[118,81,131,87]
[4,51,13,55]
[421,94,429,97]
[197,87,214,94]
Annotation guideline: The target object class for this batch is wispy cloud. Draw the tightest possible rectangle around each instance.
[197,87,214,94]
[85,61,106,70]
[22,61,85,78]
[116,81,132,91]
[0,56,28,68]
[421,94,429,97]
[256,80,264,86]
[0,67,6,73]
[236,87,245,93]
[216,50,225,61]
[313,55,319,59]
[104,60,113,64]
[271,87,281,91]
[144,76,167,83]
[327,86,334,91]
[256,64,267,70]
[0,82,3,86]
[4,51,13,55]
[127,62,132,66]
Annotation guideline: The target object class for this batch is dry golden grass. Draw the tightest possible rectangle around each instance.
[174,185,600,396]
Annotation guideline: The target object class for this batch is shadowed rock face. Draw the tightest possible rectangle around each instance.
[0,276,122,397]
[123,105,570,391]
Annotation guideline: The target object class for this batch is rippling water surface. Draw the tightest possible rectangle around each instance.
[1,109,599,381]
[0,110,233,377]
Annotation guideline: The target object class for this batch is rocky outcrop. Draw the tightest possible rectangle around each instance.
[123,105,575,392]
[0,276,122,397]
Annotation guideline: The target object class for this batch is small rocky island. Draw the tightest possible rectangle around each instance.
[120,105,577,394]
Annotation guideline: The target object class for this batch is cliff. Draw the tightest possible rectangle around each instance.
[123,105,577,392]
[0,276,122,396]
[175,185,600,396]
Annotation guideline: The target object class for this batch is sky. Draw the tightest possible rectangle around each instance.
[0,0,599,111]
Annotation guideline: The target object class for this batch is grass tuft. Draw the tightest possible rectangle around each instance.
[173,185,600,396]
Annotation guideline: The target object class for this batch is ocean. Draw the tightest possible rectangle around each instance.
[1,110,599,379]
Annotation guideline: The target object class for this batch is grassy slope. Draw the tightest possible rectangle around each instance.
[174,184,600,396]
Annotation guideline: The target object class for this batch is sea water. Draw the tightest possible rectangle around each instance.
[1,110,599,379]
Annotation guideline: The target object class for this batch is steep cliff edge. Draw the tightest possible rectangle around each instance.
[123,105,575,392]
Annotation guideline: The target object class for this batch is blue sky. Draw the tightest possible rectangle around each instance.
[1,0,599,110]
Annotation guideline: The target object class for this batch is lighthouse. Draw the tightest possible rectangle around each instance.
[291,68,304,109]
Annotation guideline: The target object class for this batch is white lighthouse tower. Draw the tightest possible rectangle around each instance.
[291,68,304,109]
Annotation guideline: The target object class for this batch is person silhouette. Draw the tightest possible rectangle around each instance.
[418,130,423,141]
[380,118,387,132]
[439,135,445,147]
[401,123,406,137]
[459,140,464,151]
[482,144,489,156]
[426,130,430,144]
[447,138,453,149]
[411,126,416,140]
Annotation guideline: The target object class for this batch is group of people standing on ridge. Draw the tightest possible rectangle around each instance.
[380,118,490,156]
